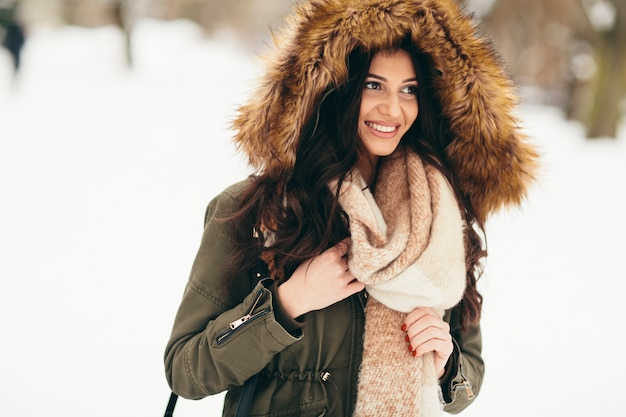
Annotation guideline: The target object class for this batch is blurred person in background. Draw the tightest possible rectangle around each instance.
[0,0,25,72]
[164,0,538,416]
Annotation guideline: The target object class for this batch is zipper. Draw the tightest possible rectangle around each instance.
[452,362,475,400]
[229,289,264,330]
[358,290,368,312]
[216,290,269,345]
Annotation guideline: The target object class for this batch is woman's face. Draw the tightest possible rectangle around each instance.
[358,49,419,165]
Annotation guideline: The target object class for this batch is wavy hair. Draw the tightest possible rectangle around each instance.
[224,37,485,331]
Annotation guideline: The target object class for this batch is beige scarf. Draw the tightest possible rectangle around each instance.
[332,148,467,416]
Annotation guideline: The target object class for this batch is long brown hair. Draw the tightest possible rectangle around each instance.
[224,37,486,331]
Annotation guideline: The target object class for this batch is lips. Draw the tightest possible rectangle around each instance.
[365,121,400,137]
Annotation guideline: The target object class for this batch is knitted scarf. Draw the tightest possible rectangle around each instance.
[333,148,467,416]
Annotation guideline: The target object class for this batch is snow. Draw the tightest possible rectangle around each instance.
[1,19,625,417]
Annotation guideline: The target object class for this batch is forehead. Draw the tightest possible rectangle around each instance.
[368,49,416,77]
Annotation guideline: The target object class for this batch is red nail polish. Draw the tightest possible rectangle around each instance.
[412,350,417,357]
[408,344,413,352]
[401,324,407,332]
[405,334,410,343]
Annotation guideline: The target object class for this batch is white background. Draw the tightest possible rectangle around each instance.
[1,19,625,417]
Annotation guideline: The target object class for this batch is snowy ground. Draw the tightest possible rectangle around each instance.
[1,19,625,417]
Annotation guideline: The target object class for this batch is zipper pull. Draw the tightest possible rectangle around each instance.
[229,290,265,331]
[229,314,251,330]
[456,362,475,400]
[461,380,475,400]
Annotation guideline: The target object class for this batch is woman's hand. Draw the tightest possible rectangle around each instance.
[277,238,365,318]
[402,307,453,378]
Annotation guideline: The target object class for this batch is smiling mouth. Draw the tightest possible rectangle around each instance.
[365,121,399,133]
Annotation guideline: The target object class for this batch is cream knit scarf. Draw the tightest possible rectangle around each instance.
[332,148,467,416]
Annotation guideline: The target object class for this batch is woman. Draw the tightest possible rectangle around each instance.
[164,0,538,416]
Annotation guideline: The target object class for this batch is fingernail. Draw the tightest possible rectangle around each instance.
[405,334,410,343]
[412,350,417,357]
[408,344,413,352]
[401,324,407,332]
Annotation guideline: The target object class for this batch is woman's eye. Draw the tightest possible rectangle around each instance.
[364,81,381,90]
[401,85,418,95]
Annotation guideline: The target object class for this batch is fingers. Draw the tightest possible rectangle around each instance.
[406,327,452,357]
[318,237,362,298]
[316,238,352,274]
[336,238,353,272]
[328,237,351,258]
[403,307,453,367]
[409,336,453,378]
[405,313,450,348]
[282,238,361,316]
[346,278,365,294]
[404,306,439,326]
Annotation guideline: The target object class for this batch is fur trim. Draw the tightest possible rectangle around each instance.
[231,0,539,222]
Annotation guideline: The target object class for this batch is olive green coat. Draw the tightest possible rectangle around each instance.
[164,180,483,416]
[165,0,539,413]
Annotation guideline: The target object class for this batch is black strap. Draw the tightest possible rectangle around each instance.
[235,374,259,417]
[163,392,177,417]
[163,375,258,417]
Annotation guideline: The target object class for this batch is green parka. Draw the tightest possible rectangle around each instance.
[165,180,483,416]
[165,0,538,415]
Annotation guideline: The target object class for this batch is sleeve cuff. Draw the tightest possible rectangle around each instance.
[267,280,305,334]
[439,337,461,403]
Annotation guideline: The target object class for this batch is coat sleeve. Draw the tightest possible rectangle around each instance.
[440,308,484,414]
[164,185,303,400]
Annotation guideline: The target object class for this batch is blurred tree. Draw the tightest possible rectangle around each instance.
[159,0,293,46]
[60,0,134,65]
[16,0,295,69]
[582,0,626,138]
[482,0,624,138]
[111,0,138,66]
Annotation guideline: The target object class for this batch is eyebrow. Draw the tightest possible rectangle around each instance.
[367,73,418,83]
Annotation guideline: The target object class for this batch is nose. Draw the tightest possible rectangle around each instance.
[378,92,401,118]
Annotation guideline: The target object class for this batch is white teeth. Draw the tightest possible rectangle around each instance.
[367,122,396,133]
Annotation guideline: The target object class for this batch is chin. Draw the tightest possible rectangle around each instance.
[374,145,401,157]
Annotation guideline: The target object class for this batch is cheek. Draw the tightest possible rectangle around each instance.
[358,102,373,133]
[408,102,419,124]
[357,123,365,140]
[359,97,374,120]
[401,110,417,133]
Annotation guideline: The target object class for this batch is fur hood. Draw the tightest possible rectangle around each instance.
[231,0,539,223]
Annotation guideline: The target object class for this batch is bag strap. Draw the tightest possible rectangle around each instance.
[163,392,177,417]
[234,374,259,417]
[163,374,258,417]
